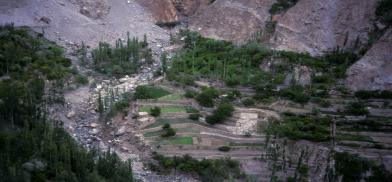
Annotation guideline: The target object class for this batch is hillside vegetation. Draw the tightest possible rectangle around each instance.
[0,25,134,182]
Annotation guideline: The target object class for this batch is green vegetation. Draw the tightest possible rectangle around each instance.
[280,85,310,104]
[144,118,201,129]
[338,119,392,132]
[0,25,133,181]
[158,93,184,101]
[335,152,392,182]
[168,31,359,104]
[169,136,193,145]
[265,114,331,142]
[376,0,392,25]
[269,0,298,14]
[150,106,161,117]
[91,32,152,77]
[189,113,200,121]
[75,74,88,85]
[99,91,133,120]
[0,120,134,182]
[345,102,369,116]
[242,98,255,106]
[218,146,231,152]
[150,153,244,182]
[139,105,186,113]
[196,87,219,107]
[161,124,176,137]
[134,85,171,99]
[184,89,198,98]
[355,90,392,99]
[206,102,234,125]
[336,133,373,143]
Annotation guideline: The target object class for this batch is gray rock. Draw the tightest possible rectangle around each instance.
[22,159,46,172]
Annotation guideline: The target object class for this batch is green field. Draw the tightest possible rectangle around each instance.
[144,127,199,137]
[158,94,184,101]
[144,118,206,129]
[169,137,193,145]
[139,105,187,113]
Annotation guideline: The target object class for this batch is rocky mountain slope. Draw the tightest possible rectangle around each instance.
[346,28,392,91]
[188,0,274,43]
[271,0,378,56]
[0,0,170,51]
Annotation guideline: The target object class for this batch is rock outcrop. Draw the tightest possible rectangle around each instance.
[135,0,179,24]
[172,0,210,16]
[346,28,392,91]
[136,0,211,24]
[271,0,378,56]
[188,0,274,43]
[78,0,109,19]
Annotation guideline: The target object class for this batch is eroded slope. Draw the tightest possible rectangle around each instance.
[271,0,378,56]
[346,28,392,91]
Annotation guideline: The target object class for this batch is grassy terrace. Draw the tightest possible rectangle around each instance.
[144,118,207,129]
[158,93,184,101]
[139,105,187,113]
[153,136,194,145]
[144,127,199,137]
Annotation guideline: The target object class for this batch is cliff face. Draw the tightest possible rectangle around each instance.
[271,0,378,56]
[346,28,392,91]
[188,0,274,43]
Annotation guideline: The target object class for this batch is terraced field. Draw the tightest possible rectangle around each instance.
[135,84,266,161]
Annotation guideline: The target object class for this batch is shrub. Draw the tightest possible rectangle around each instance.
[206,103,234,125]
[162,123,171,129]
[184,89,197,98]
[346,102,369,116]
[312,75,332,84]
[161,128,176,137]
[244,131,252,137]
[189,113,200,121]
[355,90,392,100]
[150,107,161,117]
[280,85,310,104]
[185,106,199,113]
[242,98,255,106]
[151,153,244,181]
[269,0,298,15]
[196,87,219,107]
[75,75,88,85]
[225,77,240,87]
[134,85,170,99]
[266,114,331,142]
[376,0,392,24]
[218,146,231,152]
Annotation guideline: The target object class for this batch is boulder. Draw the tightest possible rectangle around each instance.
[66,111,76,118]
[90,122,98,128]
[22,159,46,172]
[138,112,149,117]
[115,125,128,136]
[89,128,100,135]
[79,0,109,19]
